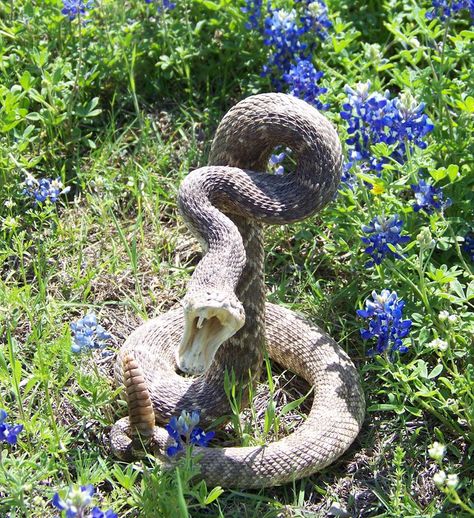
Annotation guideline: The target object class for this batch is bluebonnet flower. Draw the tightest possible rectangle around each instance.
[0,409,23,445]
[340,82,434,179]
[357,290,412,357]
[241,0,263,30]
[52,485,117,518]
[297,0,332,40]
[411,179,452,213]
[361,214,410,267]
[62,0,93,21]
[23,174,70,204]
[269,149,286,175]
[52,485,94,517]
[160,0,176,10]
[70,313,112,353]
[426,0,474,22]
[145,0,176,10]
[90,509,118,518]
[340,163,357,190]
[165,410,215,456]
[283,59,329,110]
[262,9,307,84]
[341,82,395,173]
[257,1,332,88]
[392,92,435,160]
[463,232,474,261]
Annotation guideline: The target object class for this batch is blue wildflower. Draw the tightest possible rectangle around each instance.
[165,410,215,457]
[258,1,332,87]
[52,485,117,518]
[190,427,216,447]
[241,0,263,30]
[70,313,112,353]
[262,8,307,84]
[283,59,329,110]
[52,485,94,517]
[341,82,394,173]
[297,0,332,40]
[392,92,435,159]
[361,215,410,267]
[160,0,176,10]
[23,174,70,204]
[90,508,118,518]
[0,409,23,445]
[463,232,474,261]
[61,0,93,21]
[340,162,357,190]
[357,290,412,357]
[269,149,286,175]
[411,179,452,213]
[340,83,434,179]
[426,0,474,22]
[146,0,176,10]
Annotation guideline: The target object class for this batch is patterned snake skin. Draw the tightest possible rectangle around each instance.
[110,93,365,488]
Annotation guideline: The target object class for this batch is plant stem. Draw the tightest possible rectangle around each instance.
[175,467,190,518]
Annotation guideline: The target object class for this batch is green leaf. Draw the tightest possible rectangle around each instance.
[204,486,224,504]
[459,30,474,39]
[264,401,275,435]
[428,364,443,379]
[196,0,220,10]
[429,167,447,182]
[387,243,400,254]
[456,95,474,113]
[110,464,139,490]
[21,124,35,138]
[198,481,207,504]
[368,403,401,412]
[355,171,377,184]
[446,164,459,182]
[26,112,42,121]
[466,280,474,301]
[416,359,428,379]
[19,71,32,91]
[12,358,22,385]
[450,280,465,300]
[406,405,423,417]
[194,20,207,34]
[371,142,397,158]
[465,96,474,112]
[280,390,312,416]
[332,36,352,54]
[414,389,438,397]
[438,377,454,390]
[377,63,395,72]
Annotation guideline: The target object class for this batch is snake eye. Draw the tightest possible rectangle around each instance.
[176,293,245,375]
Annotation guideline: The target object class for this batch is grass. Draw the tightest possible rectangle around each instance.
[1,0,473,516]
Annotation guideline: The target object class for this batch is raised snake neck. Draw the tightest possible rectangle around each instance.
[111,93,365,488]
[177,92,342,388]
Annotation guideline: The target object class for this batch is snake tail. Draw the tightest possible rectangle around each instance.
[122,354,155,437]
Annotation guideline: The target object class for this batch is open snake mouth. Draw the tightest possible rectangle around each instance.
[176,294,245,375]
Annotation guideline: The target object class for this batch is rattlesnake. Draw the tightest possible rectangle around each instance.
[110,93,365,488]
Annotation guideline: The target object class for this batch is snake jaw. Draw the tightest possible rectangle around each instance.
[177,293,245,375]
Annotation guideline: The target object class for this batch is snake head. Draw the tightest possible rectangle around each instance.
[177,291,245,375]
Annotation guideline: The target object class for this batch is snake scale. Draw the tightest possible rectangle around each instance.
[110,93,365,488]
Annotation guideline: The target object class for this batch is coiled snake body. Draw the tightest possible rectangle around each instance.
[111,93,365,488]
